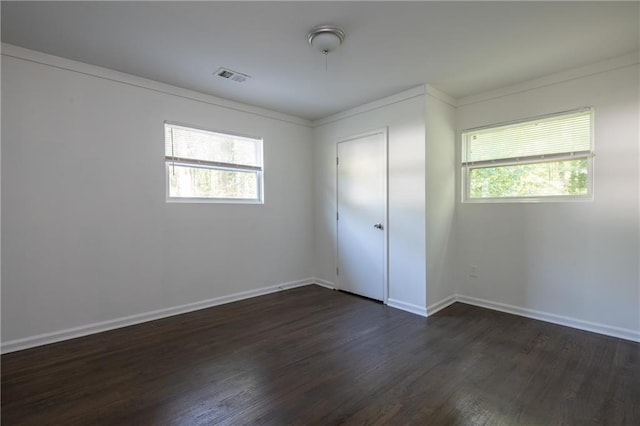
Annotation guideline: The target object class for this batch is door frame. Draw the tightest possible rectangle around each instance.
[335,128,389,303]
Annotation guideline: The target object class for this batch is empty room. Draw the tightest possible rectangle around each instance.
[1,1,639,424]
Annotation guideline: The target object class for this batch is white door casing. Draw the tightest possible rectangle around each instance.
[336,129,388,301]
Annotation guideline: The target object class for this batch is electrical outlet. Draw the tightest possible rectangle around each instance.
[470,265,478,278]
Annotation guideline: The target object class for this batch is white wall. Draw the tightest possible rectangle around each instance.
[1,47,314,345]
[3,44,637,350]
[312,89,428,314]
[453,59,640,337]
[424,89,456,310]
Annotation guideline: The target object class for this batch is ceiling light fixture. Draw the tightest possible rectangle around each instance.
[308,25,345,55]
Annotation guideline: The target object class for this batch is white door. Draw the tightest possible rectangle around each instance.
[337,130,387,301]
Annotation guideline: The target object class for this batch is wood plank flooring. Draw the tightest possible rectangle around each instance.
[2,285,639,425]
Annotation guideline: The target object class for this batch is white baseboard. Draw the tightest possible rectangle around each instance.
[311,278,336,290]
[5,283,636,353]
[1,278,316,354]
[386,298,427,317]
[456,294,640,343]
[426,294,457,316]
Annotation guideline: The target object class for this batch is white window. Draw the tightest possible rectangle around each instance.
[164,123,263,203]
[462,108,594,202]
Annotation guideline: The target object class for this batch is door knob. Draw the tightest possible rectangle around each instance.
[374,223,384,230]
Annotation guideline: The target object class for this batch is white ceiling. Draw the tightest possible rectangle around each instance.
[2,1,639,121]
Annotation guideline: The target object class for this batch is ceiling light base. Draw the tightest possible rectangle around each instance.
[308,25,345,54]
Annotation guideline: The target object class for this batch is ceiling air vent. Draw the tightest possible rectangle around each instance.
[214,67,251,83]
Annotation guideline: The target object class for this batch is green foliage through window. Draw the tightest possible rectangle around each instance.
[469,159,588,199]
[169,166,258,199]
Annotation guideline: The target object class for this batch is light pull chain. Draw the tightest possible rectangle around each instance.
[171,128,176,176]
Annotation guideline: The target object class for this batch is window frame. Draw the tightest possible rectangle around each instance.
[164,122,264,204]
[461,108,595,203]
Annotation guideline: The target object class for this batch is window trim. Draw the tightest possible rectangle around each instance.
[461,108,595,203]
[164,121,264,204]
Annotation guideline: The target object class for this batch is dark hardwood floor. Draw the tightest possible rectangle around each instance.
[2,285,639,425]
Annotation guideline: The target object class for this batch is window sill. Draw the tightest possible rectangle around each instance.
[462,195,594,204]
[166,197,264,205]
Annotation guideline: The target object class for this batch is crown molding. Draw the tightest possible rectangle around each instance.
[425,84,458,107]
[1,43,313,128]
[457,51,640,107]
[312,85,427,127]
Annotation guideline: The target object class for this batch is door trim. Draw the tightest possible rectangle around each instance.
[335,128,389,304]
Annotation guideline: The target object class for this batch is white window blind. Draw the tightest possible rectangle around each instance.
[463,109,593,167]
[165,124,262,170]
